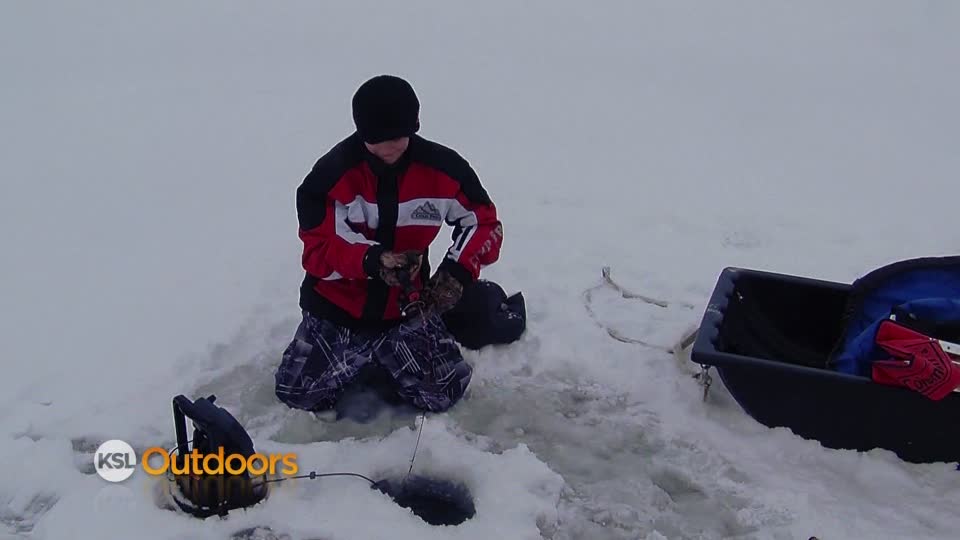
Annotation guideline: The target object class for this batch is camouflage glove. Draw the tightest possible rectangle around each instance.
[422,269,464,314]
[377,250,422,288]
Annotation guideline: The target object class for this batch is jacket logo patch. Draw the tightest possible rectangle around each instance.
[411,201,442,221]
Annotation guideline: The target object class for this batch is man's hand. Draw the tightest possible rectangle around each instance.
[422,269,464,314]
[377,250,422,287]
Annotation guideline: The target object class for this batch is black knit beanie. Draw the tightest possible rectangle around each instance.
[352,75,420,144]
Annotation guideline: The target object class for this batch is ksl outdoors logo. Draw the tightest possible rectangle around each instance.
[94,440,138,482]
[93,439,298,482]
[140,446,298,477]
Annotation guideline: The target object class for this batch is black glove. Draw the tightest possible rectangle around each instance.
[366,249,422,288]
[422,269,464,315]
[382,251,423,288]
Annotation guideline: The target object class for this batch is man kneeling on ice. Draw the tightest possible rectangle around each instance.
[275,75,503,413]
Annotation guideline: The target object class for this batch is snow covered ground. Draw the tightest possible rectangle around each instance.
[2,1,959,538]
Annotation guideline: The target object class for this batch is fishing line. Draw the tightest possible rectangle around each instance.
[170,416,428,491]
[404,413,426,486]
[246,413,427,491]
[258,471,376,486]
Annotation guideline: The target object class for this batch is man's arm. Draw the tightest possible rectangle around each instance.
[439,171,503,287]
[296,169,382,281]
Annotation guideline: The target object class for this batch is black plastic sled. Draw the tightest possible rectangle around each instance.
[691,267,960,464]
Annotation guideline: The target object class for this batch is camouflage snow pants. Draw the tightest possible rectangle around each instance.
[274,311,473,413]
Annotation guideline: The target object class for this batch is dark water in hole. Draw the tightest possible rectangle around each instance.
[372,475,476,526]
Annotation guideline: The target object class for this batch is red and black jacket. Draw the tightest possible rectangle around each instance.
[296,133,503,330]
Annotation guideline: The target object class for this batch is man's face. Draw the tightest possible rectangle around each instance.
[364,137,409,165]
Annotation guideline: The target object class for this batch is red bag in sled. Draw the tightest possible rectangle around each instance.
[872,319,960,400]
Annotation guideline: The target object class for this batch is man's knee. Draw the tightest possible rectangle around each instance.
[273,314,370,412]
[274,362,339,412]
[379,318,474,412]
[274,385,338,412]
[413,358,473,412]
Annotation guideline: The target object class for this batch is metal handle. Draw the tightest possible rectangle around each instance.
[172,395,191,460]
